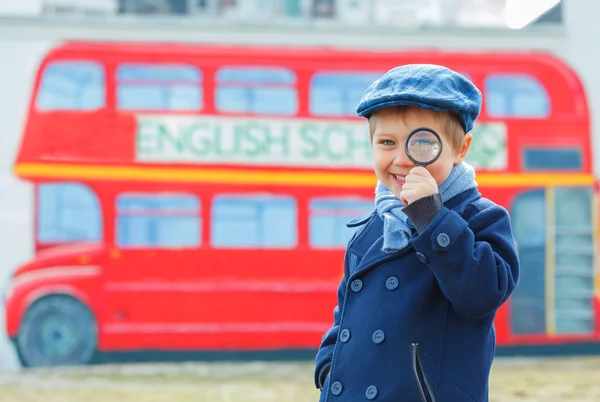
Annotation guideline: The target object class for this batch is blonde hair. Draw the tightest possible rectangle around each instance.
[368,106,465,151]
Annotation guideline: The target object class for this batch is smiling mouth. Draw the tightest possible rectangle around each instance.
[391,173,406,184]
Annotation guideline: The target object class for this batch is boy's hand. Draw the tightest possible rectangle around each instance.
[399,166,439,205]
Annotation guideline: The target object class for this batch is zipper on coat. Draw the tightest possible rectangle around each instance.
[412,343,436,402]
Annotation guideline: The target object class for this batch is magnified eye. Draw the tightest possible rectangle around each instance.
[412,139,436,146]
[405,129,442,165]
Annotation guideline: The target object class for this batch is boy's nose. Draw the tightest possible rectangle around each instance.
[393,149,414,167]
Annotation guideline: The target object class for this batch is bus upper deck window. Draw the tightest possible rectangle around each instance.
[215,67,297,115]
[485,74,550,118]
[310,72,383,117]
[36,61,105,111]
[117,64,202,111]
[523,148,582,171]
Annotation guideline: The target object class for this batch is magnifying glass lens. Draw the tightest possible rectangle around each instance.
[406,130,441,165]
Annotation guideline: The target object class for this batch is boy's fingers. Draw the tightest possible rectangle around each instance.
[400,182,417,192]
[409,166,429,176]
[400,189,414,202]
[404,174,425,183]
[409,166,435,179]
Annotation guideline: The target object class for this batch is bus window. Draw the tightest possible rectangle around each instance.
[554,187,595,334]
[309,197,373,248]
[117,64,202,111]
[36,61,105,111]
[38,182,102,243]
[485,74,550,118]
[310,72,383,116]
[523,148,582,171]
[509,189,546,335]
[215,67,297,115]
[212,195,296,248]
[116,193,201,248]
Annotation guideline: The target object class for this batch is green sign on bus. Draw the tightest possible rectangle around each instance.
[136,115,507,170]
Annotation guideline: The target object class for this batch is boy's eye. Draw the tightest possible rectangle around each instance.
[380,139,395,146]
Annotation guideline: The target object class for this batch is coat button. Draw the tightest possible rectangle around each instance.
[350,279,363,292]
[365,385,378,400]
[416,252,428,263]
[340,329,351,343]
[372,330,385,344]
[331,381,343,396]
[385,276,398,290]
[437,232,450,247]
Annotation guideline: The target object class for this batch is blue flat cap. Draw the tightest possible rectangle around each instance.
[356,64,482,133]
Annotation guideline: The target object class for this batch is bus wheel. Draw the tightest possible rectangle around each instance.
[16,295,98,368]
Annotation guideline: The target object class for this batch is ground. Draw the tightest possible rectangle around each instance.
[0,356,599,401]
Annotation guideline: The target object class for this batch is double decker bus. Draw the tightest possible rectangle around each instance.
[4,41,599,367]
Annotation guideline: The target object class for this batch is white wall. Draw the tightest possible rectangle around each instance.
[0,40,50,284]
[562,1,600,181]
[0,40,52,372]
[0,0,597,370]
[0,0,41,15]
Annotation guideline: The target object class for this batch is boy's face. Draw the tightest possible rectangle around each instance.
[371,108,471,198]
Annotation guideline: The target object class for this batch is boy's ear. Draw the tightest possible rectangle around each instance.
[453,133,472,164]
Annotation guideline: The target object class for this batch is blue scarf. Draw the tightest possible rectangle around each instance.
[375,162,478,253]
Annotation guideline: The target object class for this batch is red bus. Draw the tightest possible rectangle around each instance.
[4,41,599,367]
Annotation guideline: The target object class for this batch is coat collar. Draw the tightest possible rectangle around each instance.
[346,188,481,279]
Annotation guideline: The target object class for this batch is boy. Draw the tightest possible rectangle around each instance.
[314,64,519,402]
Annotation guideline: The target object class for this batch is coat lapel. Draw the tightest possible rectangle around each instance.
[347,215,413,279]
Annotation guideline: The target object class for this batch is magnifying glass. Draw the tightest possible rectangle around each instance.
[405,127,443,166]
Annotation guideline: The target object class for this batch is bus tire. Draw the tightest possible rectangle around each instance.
[16,295,98,368]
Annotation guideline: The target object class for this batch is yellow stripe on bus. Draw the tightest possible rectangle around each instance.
[13,163,597,188]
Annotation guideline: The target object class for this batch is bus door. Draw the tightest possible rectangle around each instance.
[510,186,596,338]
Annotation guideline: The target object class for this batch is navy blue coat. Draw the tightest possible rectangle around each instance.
[314,188,519,402]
